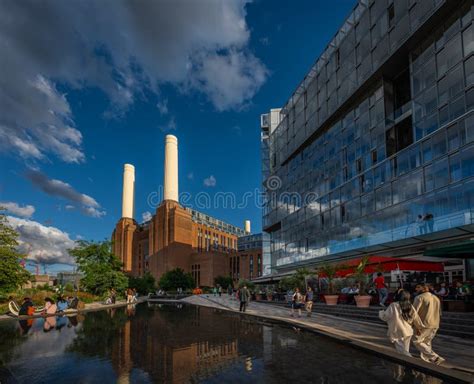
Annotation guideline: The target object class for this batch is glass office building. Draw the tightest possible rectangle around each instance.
[262,0,474,272]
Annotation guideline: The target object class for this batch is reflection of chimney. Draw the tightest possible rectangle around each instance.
[122,164,135,219]
[244,220,251,234]
[164,135,179,202]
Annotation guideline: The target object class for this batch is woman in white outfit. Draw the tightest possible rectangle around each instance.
[379,290,424,356]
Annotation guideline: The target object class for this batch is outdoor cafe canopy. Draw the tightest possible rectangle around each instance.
[322,256,444,278]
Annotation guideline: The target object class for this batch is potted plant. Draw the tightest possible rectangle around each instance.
[266,287,273,301]
[317,263,339,305]
[353,255,372,308]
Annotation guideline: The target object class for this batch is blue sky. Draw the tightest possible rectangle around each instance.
[0,0,354,271]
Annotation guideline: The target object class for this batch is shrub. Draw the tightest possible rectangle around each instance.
[158,268,195,291]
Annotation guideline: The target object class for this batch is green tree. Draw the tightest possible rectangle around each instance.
[69,240,128,296]
[237,279,255,290]
[214,275,233,289]
[129,272,156,295]
[158,268,195,291]
[0,209,30,293]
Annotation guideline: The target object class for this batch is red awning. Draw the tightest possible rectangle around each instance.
[320,256,444,277]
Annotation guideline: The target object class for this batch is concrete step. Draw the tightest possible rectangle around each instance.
[258,300,474,338]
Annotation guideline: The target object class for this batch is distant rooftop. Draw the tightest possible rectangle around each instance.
[139,207,245,236]
[187,208,245,236]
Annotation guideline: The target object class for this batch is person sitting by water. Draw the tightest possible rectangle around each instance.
[42,297,57,315]
[379,290,424,357]
[192,287,203,295]
[19,297,35,316]
[67,296,79,309]
[132,288,138,303]
[57,296,69,312]
[126,288,134,303]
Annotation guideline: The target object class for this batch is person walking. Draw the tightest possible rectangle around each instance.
[413,283,445,365]
[239,285,250,312]
[218,285,222,297]
[374,272,388,307]
[212,286,218,297]
[227,284,233,297]
[290,287,304,318]
[379,290,423,356]
[305,287,314,317]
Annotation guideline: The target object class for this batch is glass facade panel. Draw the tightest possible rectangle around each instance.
[463,24,474,56]
[265,2,474,269]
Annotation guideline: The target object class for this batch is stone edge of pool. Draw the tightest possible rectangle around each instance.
[179,295,474,384]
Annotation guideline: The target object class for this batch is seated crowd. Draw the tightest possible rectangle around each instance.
[18,296,79,316]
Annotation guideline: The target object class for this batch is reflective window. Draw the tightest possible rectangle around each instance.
[409,145,422,168]
[422,138,433,163]
[467,88,474,111]
[432,158,450,190]
[449,152,462,182]
[446,35,463,70]
[461,144,474,178]
[432,130,447,159]
[467,114,474,143]
[449,95,465,121]
[466,56,474,87]
[361,193,375,216]
[463,24,474,57]
[447,123,461,151]
[375,184,392,210]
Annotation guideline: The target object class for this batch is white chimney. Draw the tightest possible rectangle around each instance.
[164,135,179,202]
[122,164,135,219]
[244,220,251,234]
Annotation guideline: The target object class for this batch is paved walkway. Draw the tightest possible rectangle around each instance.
[183,294,474,383]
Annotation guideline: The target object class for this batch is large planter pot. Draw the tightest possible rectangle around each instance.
[255,294,263,301]
[266,294,273,301]
[324,295,339,306]
[355,295,372,308]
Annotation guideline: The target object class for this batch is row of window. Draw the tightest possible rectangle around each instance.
[272,176,474,266]
[197,227,237,252]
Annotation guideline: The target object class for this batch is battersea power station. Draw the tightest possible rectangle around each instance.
[111,135,250,287]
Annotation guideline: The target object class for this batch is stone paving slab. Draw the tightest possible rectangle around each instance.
[183,295,474,384]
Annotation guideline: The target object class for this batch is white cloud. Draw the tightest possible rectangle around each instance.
[6,216,76,265]
[187,172,194,180]
[159,116,177,132]
[26,169,106,218]
[64,205,75,210]
[232,125,242,136]
[142,211,152,222]
[203,175,217,187]
[156,99,168,115]
[189,50,268,111]
[1,202,35,218]
[0,0,267,163]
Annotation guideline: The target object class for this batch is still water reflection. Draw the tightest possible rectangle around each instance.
[0,303,444,383]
